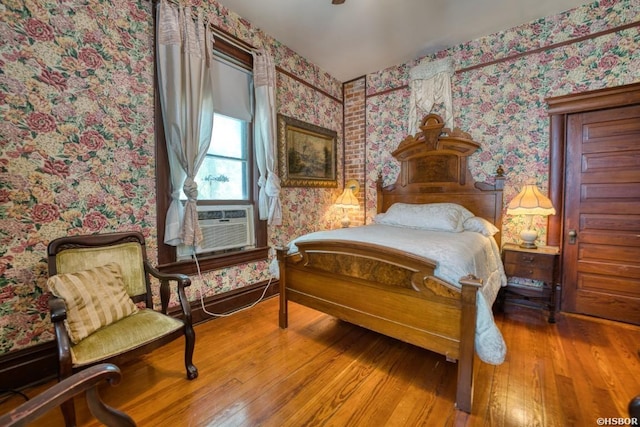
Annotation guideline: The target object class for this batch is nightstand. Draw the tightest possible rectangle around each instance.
[500,243,560,323]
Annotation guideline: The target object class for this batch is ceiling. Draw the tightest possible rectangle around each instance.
[216,0,591,82]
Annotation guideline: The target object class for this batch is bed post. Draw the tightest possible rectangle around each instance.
[276,246,289,329]
[456,275,481,413]
[376,173,384,214]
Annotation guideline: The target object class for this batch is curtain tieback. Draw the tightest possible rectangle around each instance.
[183,177,198,201]
[265,174,281,197]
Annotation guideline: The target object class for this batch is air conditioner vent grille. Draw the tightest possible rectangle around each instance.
[177,205,254,260]
[198,209,248,220]
[201,221,248,248]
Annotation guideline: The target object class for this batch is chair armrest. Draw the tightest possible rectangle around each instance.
[145,262,191,289]
[49,296,67,323]
[144,261,192,316]
[0,363,136,427]
[48,295,73,374]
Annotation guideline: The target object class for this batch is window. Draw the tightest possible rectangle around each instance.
[157,37,268,273]
[186,114,249,201]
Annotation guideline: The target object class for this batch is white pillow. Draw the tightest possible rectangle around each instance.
[463,216,500,236]
[374,203,474,232]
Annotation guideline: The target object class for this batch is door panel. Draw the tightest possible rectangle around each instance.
[563,104,640,325]
[583,116,640,141]
[578,273,640,296]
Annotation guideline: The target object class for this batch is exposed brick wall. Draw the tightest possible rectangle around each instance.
[343,78,366,225]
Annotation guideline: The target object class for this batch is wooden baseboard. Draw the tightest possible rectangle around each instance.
[174,279,279,325]
[0,280,278,391]
[0,341,58,392]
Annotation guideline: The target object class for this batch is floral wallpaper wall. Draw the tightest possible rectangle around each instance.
[0,0,342,356]
[0,0,158,355]
[364,0,640,244]
[0,0,638,358]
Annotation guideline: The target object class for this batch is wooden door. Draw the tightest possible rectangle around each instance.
[562,104,640,324]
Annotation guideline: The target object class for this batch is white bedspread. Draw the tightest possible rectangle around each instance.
[277,224,507,365]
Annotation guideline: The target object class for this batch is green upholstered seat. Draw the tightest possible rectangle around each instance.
[71,309,184,366]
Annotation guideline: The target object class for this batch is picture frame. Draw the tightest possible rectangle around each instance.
[277,114,338,188]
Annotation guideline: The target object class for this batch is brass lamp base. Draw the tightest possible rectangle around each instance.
[519,241,538,249]
[340,214,350,228]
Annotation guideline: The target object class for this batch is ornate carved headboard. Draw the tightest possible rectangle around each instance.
[377,114,505,245]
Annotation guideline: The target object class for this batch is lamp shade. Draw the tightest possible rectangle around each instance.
[335,180,359,228]
[506,184,556,216]
[334,188,358,208]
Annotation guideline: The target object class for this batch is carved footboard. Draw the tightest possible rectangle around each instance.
[276,240,482,413]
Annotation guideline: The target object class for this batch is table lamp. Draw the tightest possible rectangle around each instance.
[335,179,359,228]
[506,182,556,249]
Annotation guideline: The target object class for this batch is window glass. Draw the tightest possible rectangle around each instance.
[209,114,245,158]
[181,114,249,201]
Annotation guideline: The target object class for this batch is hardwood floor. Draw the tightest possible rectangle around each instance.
[2,296,639,426]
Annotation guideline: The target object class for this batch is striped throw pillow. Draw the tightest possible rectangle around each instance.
[47,262,138,344]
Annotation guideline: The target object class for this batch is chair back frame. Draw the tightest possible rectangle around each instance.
[48,232,154,307]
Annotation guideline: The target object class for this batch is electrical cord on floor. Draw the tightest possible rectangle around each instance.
[191,249,273,318]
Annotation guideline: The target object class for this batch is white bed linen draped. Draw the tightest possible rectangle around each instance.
[408,57,454,135]
[278,224,507,365]
[156,0,215,246]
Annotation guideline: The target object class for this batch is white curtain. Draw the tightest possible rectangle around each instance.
[156,0,215,246]
[408,57,454,135]
[252,49,282,225]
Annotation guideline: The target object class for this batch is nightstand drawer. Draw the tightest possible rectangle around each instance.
[503,250,555,270]
[503,263,554,282]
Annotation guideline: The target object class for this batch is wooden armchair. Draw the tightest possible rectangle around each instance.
[47,231,197,426]
[0,364,135,427]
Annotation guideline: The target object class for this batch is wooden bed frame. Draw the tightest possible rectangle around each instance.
[276,115,504,413]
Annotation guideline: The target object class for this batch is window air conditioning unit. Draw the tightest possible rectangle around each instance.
[177,205,255,261]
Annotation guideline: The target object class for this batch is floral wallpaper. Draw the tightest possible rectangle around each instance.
[0,0,342,356]
[0,0,158,355]
[364,0,639,244]
[0,0,638,357]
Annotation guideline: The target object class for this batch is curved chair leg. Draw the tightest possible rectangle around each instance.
[56,338,77,427]
[185,326,198,380]
[61,398,77,427]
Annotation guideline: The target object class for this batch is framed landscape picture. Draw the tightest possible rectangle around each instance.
[277,115,338,188]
